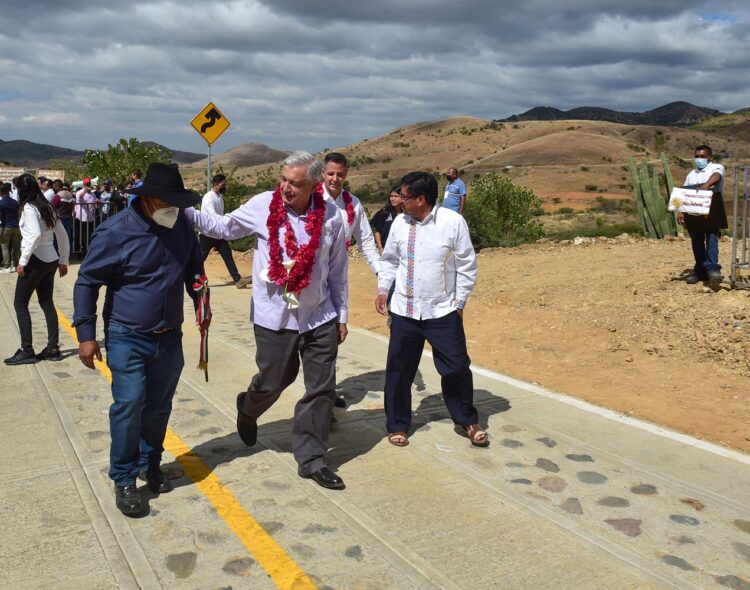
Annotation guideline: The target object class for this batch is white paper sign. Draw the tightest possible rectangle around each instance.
[668,187,713,216]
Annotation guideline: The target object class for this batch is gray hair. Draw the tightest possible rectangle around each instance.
[282,151,323,182]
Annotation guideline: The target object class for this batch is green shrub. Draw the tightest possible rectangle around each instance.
[557,207,575,214]
[585,184,598,191]
[463,173,545,249]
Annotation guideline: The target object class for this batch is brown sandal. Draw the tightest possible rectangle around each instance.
[388,432,409,447]
[464,424,489,447]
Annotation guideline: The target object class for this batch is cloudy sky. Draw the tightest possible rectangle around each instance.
[1,1,749,154]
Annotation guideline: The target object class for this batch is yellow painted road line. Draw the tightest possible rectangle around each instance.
[56,309,316,590]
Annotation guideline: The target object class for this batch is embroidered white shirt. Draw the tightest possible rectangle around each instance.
[378,206,476,320]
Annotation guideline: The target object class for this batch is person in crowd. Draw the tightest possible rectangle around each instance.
[51,185,75,249]
[39,177,56,202]
[441,166,467,215]
[370,185,404,255]
[10,176,20,201]
[0,182,22,273]
[184,151,349,490]
[128,169,143,206]
[99,180,114,220]
[4,174,69,366]
[679,144,727,288]
[73,163,207,517]
[376,172,485,448]
[51,179,63,195]
[74,179,98,255]
[321,152,380,273]
[199,174,251,288]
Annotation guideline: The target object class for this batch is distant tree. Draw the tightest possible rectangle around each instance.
[81,138,172,185]
[48,158,85,182]
[463,173,545,249]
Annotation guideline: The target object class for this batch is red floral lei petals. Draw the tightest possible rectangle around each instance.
[266,183,326,295]
[342,190,355,249]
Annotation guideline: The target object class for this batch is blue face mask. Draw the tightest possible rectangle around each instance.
[694,158,709,170]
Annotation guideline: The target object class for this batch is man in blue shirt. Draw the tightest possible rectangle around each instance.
[442,167,467,215]
[0,182,21,272]
[73,163,207,516]
[127,168,144,206]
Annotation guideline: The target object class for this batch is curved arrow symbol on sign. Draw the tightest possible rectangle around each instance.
[201,108,222,133]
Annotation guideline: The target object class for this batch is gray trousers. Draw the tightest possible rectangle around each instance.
[241,319,338,475]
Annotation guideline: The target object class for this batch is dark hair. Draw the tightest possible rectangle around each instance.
[132,169,142,178]
[695,144,712,155]
[0,182,10,195]
[390,184,401,194]
[401,171,438,205]
[212,174,226,185]
[16,173,56,229]
[52,179,63,189]
[324,152,348,167]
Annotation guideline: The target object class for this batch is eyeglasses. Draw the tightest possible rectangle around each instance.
[400,191,420,201]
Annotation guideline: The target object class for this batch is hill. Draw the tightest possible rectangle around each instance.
[232,115,750,212]
[0,139,83,167]
[141,141,203,164]
[189,143,289,168]
[500,102,721,127]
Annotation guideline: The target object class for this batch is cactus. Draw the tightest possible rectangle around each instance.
[628,154,679,239]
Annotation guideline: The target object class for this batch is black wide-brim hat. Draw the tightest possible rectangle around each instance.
[129,162,201,208]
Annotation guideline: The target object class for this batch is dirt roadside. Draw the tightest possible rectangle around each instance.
[204,235,750,453]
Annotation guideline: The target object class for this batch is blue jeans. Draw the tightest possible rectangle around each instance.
[690,231,721,275]
[105,322,184,486]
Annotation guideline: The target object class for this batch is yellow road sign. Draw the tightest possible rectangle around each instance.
[191,102,230,145]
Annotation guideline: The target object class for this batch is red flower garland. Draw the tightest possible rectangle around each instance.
[267,183,326,295]
[342,190,355,248]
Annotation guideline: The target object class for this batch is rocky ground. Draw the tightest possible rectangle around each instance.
[206,234,750,453]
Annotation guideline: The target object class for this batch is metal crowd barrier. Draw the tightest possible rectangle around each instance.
[731,165,750,288]
[68,197,128,258]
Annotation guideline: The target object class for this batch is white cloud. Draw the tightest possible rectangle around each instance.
[0,1,748,152]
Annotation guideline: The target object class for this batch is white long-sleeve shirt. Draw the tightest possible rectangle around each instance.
[323,185,380,274]
[378,206,476,320]
[19,204,70,267]
[201,189,224,216]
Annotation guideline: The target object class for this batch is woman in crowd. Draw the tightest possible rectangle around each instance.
[370,184,403,254]
[4,174,70,366]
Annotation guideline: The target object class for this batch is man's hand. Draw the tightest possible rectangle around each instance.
[79,340,102,369]
[677,212,685,226]
[58,264,68,278]
[375,293,388,316]
[16,265,25,277]
[337,323,348,344]
[197,317,211,331]
[457,308,464,320]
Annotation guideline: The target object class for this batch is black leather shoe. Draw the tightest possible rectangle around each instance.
[707,271,722,288]
[334,395,347,408]
[36,345,61,361]
[303,467,345,490]
[236,392,257,446]
[146,468,173,494]
[686,273,706,284]
[114,484,144,516]
[4,348,37,365]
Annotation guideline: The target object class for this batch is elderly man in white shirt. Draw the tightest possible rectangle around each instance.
[375,171,487,448]
[199,174,250,288]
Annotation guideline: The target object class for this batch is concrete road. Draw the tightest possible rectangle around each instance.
[1,266,748,589]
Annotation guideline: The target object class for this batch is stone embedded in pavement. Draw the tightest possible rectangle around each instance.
[734,520,750,535]
[670,515,700,526]
[630,484,658,495]
[536,437,558,448]
[597,496,630,508]
[510,478,533,485]
[680,498,705,511]
[222,557,255,576]
[537,476,567,493]
[501,439,524,448]
[660,555,696,571]
[535,458,560,473]
[560,497,584,515]
[715,575,750,590]
[566,454,595,462]
[605,518,642,537]
[577,471,608,484]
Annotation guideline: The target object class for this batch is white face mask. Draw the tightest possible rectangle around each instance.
[152,206,179,228]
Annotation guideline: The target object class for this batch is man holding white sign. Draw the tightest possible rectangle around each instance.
[678,145,727,288]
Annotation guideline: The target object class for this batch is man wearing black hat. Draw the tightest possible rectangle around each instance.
[73,163,208,517]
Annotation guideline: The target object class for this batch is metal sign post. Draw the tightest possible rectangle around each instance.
[731,165,750,288]
[190,102,230,193]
